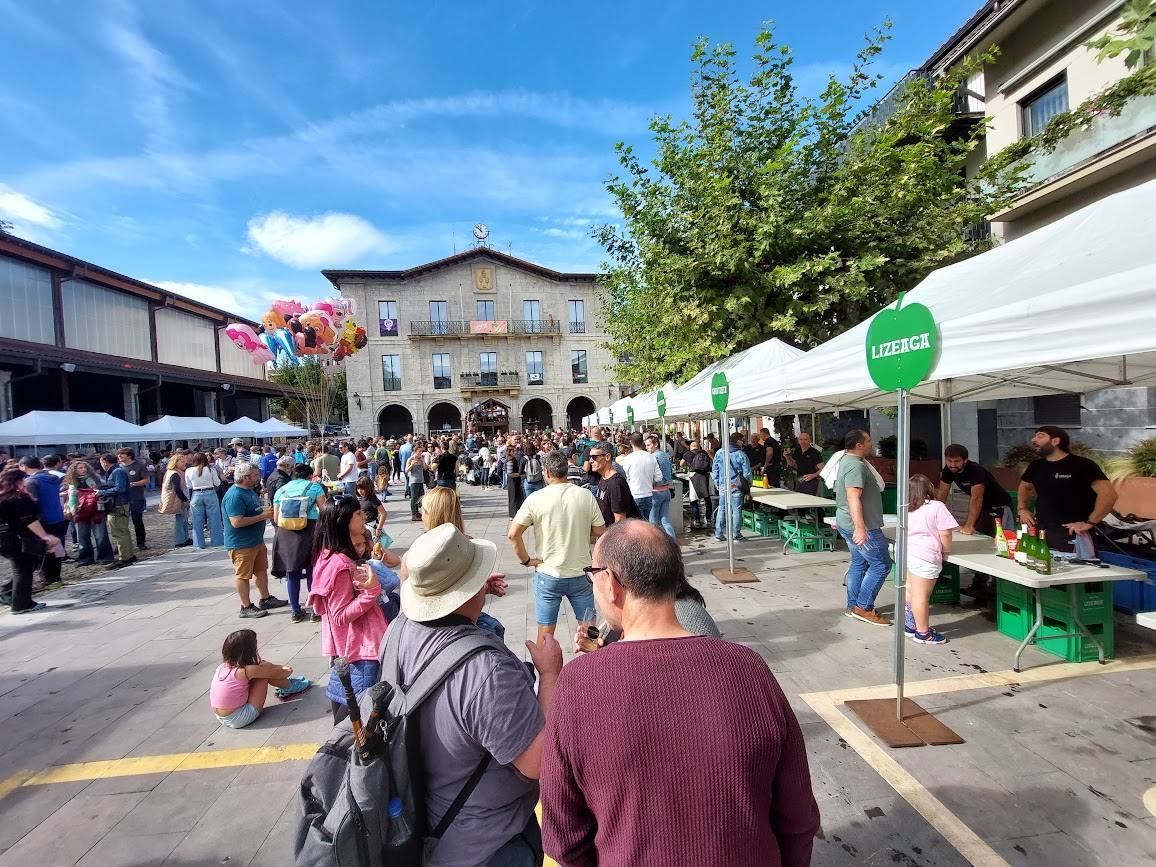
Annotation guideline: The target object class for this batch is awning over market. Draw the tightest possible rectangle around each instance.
[137,416,232,440]
[255,418,310,437]
[0,411,145,446]
[662,338,805,421]
[728,177,1156,415]
[218,416,266,437]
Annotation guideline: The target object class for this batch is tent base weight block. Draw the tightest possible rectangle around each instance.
[711,567,758,584]
[844,698,964,749]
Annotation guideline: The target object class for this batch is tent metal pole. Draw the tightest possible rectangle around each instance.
[722,410,734,574]
[895,388,911,720]
[939,379,952,448]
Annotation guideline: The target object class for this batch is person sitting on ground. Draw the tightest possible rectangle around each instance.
[541,519,819,865]
[209,628,310,730]
[904,474,957,646]
[308,497,390,724]
[389,523,562,864]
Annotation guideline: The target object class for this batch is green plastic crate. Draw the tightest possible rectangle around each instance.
[1040,581,1110,619]
[996,576,1032,608]
[742,509,778,538]
[997,597,1032,641]
[1036,610,1114,662]
[785,533,835,553]
[881,487,898,514]
[930,563,961,605]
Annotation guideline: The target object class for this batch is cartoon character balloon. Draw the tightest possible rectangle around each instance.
[225,323,275,365]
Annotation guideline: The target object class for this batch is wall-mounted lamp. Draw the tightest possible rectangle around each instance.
[221,383,233,392]
[353,392,362,410]
[60,363,77,374]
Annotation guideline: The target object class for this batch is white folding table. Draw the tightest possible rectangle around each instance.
[750,487,836,553]
[944,552,1144,671]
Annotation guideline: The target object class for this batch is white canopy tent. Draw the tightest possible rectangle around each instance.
[138,416,232,440]
[256,418,310,437]
[219,416,266,438]
[629,382,677,424]
[729,178,1156,417]
[663,338,806,421]
[0,411,145,446]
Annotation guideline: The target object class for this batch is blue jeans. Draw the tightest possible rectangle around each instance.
[189,490,224,548]
[287,568,313,615]
[485,815,543,867]
[836,527,892,612]
[523,479,544,499]
[342,481,357,497]
[173,510,189,546]
[533,571,595,626]
[75,520,113,562]
[633,496,653,522]
[650,489,675,538]
[715,489,743,540]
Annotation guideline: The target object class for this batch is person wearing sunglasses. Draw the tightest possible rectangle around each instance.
[587,445,640,528]
[540,519,819,865]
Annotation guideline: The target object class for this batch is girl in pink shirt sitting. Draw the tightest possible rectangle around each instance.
[904,475,959,646]
[209,629,310,729]
[308,497,389,724]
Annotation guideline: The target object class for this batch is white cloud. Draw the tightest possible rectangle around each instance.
[245,211,396,269]
[542,227,586,239]
[150,280,262,319]
[0,184,62,229]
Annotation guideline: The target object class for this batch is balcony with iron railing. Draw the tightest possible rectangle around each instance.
[382,376,403,392]
[409,319,562,337]
[410,320,469,336]
[850,70,984,140]
[509,319,560,335]
[459,371,521,389]
[568,320,586,334]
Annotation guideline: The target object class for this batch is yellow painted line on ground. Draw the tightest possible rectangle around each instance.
[3,743,318,792]
[800,654,1156,867]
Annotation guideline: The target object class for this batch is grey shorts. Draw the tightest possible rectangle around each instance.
[215,703,260,729]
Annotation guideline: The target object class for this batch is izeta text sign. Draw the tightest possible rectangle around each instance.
[865,293,938,392]
[656,389,667,418]
[711,372,730,413]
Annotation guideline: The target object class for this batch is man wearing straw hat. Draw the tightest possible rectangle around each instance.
[392,523,562,864]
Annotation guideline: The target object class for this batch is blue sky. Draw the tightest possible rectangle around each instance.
[0,0,981,320]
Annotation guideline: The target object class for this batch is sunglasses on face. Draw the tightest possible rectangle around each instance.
[582,565,624,586]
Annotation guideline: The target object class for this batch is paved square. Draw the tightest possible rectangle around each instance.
[1,483,1154,865]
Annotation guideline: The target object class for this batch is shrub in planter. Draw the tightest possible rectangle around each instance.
[1131,438,1156,478]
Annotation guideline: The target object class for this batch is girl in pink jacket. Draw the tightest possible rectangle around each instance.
[308,497,389,723]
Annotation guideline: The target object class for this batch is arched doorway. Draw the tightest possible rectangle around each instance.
[566,396,596,431]
[427,402,462,435]
[521,398,553,432]
[467,399,509,437]
[377,404,413,438]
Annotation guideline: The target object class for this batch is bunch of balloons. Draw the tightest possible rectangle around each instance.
[225,298,367,368]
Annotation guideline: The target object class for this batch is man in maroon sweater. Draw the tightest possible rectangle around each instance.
[541,520,820,866]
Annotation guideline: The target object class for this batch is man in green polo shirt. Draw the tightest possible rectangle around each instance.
[833,430,891,626]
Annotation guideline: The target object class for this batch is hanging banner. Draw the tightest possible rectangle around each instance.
[865,292,938,392]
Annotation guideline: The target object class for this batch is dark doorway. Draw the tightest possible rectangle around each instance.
[427,402,462,435]
[566,396,595,431]
[521,398,553,432]
[378,404,414,438]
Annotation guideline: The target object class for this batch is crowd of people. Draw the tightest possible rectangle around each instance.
[0,418,1119,864]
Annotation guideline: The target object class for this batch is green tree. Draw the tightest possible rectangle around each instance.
[269,361,347,428]
[595,22,1027,388]
[1087,0,1156,69]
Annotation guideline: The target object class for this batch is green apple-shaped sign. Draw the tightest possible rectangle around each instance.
[657,389,667,418]
[711,371,729,413]
[865,293,938,392]
[626,405,634,427]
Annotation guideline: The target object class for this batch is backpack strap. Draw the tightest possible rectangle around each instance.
[378,614,504,839]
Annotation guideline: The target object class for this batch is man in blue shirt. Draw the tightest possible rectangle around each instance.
[398,435,414,496]
[222,461,286,619]
[97,452,137,569]
[20,455,67,583]
[712,434,751,543]
[259,446,279,482]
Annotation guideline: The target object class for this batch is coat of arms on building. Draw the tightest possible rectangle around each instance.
[473,265,495,292]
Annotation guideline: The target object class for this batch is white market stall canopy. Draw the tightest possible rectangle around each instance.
[256,418,310,437]
[219,416,266,437]
[138,416,232,440]
[0,411,145,446]
[729,178,1156,416]
[663,337,805,421]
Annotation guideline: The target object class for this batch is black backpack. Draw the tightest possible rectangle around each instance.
[294,615,501,866]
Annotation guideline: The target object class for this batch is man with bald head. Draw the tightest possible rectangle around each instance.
[540,520,819,866]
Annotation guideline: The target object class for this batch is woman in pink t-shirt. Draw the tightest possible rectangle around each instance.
[905,475,959,645]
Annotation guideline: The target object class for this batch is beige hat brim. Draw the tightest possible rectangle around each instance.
[400,538,498,622]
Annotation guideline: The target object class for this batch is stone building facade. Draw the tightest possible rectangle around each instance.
[325,248,620,438]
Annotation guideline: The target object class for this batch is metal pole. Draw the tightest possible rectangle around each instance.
[894,388,911,719]
[722,411,734,573]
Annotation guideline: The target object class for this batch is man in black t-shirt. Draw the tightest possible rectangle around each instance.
[589,445,641,526]
[1018,426,1116,551]
[785,432,824,495]
[759,428,784,487]
[936,444,1013,536]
